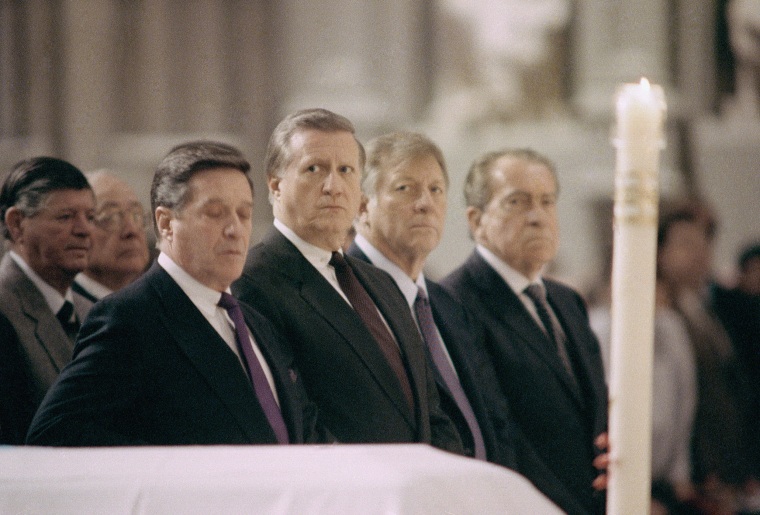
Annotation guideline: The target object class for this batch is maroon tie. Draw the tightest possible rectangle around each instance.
[218,292,289,444]
[329,252,414,410]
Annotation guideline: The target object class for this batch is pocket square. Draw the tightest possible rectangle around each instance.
[289,369,297,383]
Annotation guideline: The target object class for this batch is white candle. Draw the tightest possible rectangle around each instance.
[607,78,666,515]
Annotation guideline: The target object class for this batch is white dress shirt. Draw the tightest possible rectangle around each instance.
[157,252,279,404]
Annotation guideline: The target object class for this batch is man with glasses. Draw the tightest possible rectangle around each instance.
[73,171,150,313]
[0,157,95,444]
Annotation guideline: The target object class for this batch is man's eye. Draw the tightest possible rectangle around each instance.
[339,166,353,174]
[396,184,408,192]
[306,165,319,173]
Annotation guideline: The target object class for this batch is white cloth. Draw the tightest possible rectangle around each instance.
[0,444,563,514]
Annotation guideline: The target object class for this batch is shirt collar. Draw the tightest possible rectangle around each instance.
[274,218,334,270]
[475,244,544,295]
[9,250,72,314]
[74,273,113,300]
[353,233,427,308]
[157,252,227,319]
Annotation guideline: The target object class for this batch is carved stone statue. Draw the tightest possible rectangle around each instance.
[727,0,760,118]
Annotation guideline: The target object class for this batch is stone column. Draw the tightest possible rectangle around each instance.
[59,0,119,168]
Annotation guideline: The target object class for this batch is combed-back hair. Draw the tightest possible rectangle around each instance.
[0,157,90,240]
[150,140,252,238]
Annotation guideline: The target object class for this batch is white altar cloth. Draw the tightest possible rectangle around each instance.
[0,443,561,514]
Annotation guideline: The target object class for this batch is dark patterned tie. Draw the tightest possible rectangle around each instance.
[524,284,576,382]
[218,292,289,444]
[415,287,486,459]
[56,300,80,342]
[329,252,414,410]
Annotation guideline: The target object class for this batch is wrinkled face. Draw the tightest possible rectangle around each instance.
[658,220,712,290]
[270,129,362,251]
[469,156,559,279]
[159,168,253,291]
[11,188,95,286]
[88,176,150,284]
[363,154,447,269]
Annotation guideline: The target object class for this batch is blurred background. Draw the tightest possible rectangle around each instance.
[1,0,758,293]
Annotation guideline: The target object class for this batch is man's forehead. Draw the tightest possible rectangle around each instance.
[91,176,138,203]
[491,159,556,189]
[44,188,95,206]
[385,158,445,182]
[291,129,357,153]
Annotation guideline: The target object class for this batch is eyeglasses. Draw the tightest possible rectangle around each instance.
[94,206,147,232]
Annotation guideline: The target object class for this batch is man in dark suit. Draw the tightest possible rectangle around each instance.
[345,130,516,467]
[232,109,462,453]
[442,148,608,515]
[0,157,95,444]
[27,141,327,446]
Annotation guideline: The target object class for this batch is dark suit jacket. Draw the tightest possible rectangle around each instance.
[442,251,608,515]
[26,262,325,446]
[232,228,462,453]
[0,253,74,444]
[346,242,517,466]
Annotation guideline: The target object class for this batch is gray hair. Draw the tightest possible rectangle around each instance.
[265,108,366,187]
[464,148,558,210]
[362,131,448,198]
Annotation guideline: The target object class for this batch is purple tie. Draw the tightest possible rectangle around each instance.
[218,292,289,444]
[414,288,486,460]
[329,252,415,410]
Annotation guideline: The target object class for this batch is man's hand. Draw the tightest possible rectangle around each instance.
[592,432,609,491]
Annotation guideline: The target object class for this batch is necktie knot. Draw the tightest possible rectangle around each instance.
[415,287,429,307]
[57,300,75,324]
[218,291,239,312]
[524,283,546,305]
[329,251,347,270]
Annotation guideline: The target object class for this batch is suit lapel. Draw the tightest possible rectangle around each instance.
[467,253,584,406]
[148,265,277,443]
[4,256,73,373]
[266,230,415,426]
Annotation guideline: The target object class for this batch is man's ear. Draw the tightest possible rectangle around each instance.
[356,195,372,231]
[4,207,24,243]
[155,207,173,241]
[267,175,281,201]
[466,206,482,240]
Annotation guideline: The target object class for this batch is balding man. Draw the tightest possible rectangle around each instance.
[72,171,150,314]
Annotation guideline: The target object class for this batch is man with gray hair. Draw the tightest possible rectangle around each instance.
[233,109,462,452]
[72,170,150,311]
[28,141,327,446]
[0,157,95,444]
[442,148,608,514]
[346,130,517,465]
